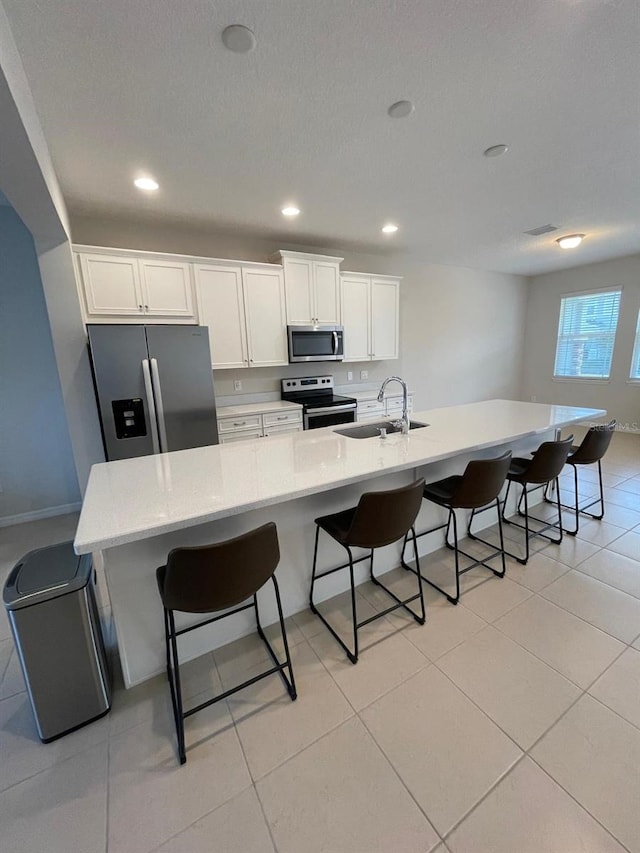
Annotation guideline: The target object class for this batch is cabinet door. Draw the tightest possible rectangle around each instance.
[139,260,194,317]
[283,257,314,323]
[314,261,341,323]
[195,265,248,369]
[243,268,288,367]
[79,253,143,316]
[220,429,263,444]
[341,275,371,361]
[371,278,399,360]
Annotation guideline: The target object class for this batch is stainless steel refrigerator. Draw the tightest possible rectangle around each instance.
[88,324,219,461]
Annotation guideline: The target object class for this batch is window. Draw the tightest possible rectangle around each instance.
[554,289,622,379]
[630,310,640,381]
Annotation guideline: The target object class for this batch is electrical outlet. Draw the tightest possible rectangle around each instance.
[233,380,242,392]
[360,370,369,380]
[347,371,353,381]
[531,395,537,402]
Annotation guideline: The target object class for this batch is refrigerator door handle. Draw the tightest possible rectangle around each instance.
[150,358,169,452]
[142,359,161,454]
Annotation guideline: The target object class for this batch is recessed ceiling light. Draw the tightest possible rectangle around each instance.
[222,24,256,53]
[556,234,585,249]
[381,223,399,234]
[134,176,159,191]
[281,206,300,217]
[483,144,509,158]
[387,100,414,119]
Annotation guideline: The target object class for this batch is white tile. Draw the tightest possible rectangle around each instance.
[361,666,521,835]
[532,694,640,852]
[600,502,640,530]
[501,551,572,592]
[0,638,12,683]
[308,612,428,711]
[0,650,25,701]
[108,700,250,853]
[604,486,640,512]
[539,535,600,567]
[459,576,532,622]
[257,717,439,853]
[447,757,626,853]
[575,518,627,547]
[154,787,275,853]
[606,530,640,561]
[614,474,640,495]
[495,595,624,688]
[0,743,107,853]
[437,626,580,748]
[577,548,640,599]
[0,691,109,793]
[225,641,353,780]
[589,647,640,729]
[541,570,640,643]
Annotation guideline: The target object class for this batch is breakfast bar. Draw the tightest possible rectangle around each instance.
[74,399,605,687]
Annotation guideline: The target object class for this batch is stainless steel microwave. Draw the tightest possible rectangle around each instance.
[287,324,344,363]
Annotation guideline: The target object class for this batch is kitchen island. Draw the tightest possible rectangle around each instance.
[75,399,605,687]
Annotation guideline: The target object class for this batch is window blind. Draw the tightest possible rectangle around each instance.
[553,289,622,379]
[630,310,640,381]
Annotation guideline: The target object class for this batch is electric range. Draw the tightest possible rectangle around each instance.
[281,376,357,430]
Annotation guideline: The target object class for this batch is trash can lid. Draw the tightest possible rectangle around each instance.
[3,541,93,610]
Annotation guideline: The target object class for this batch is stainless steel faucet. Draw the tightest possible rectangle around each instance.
[377,376,410,435]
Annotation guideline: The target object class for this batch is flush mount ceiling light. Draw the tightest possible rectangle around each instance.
[556,234,585,249]
[483,144,509,158]
[222,24,256,53]
[387,100,414,119]
[134,176,159,191]
[381,223,399,234]
[281,206,300,217]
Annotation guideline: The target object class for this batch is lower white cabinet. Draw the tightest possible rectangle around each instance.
[356,395,413,422]
[217,406,303,443]
[195,263,288,369]
[341,273,400,361]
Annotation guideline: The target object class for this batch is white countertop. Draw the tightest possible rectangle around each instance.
[349,390,411,402]
[217,401,302,418]
[74,399,605,554]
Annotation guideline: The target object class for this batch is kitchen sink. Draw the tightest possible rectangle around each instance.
[335,420,429,439]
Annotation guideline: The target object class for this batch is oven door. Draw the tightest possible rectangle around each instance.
[288,326,344,363]
[304,404,356,430]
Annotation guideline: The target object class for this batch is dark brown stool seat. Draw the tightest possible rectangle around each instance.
[543,420,616,535]
[471,436,573,565]
[401,452,512,604]
[310,479,426,663]
[156,522,296,764]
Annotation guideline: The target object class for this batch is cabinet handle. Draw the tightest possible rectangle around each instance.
[138,304,143,311]
[233,421,247,426]
[144,304,149,311]
[277,416,287,421]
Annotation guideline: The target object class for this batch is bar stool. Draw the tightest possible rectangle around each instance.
[156,522,296,764]
[310,479,426,663]
[544,420,616,535]
[471,436,573,565]
[401,452,512,605]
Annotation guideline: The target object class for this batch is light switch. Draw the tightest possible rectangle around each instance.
[234,380,242,392]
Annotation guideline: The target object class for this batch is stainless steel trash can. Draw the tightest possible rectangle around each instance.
[3,541,111,742]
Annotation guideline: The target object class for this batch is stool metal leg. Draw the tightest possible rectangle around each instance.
[255,578,297,700]
[544,460,606,535]
[165,609,186,765]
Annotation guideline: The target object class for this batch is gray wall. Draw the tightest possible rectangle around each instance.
[522,253,640,432]
[72,213,529,411]
[0,204,80,521]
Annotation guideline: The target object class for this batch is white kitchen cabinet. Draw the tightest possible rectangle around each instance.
[138,259,194,316]
[195,263,287,369]
[76,248,197,322]
[356,399,385,421]
[340,272,400,361]
[272,250,343,324]
[217,404,303,443]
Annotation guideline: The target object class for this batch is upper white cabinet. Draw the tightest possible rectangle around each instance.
[272,250,343,325]
[195,262,288,369]
[340,273,400,361]
[76,248,196,322]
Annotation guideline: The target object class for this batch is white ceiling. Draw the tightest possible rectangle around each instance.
[2,0,639,275]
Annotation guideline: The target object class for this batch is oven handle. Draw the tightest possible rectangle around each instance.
[305,403,356,415]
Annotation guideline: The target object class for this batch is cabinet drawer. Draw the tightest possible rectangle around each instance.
[263,410,302,428]
[385,396,413,414]
[217,414,263,433]
[263,424,303,437]
[219,429,263,444]
[357,400,384,414]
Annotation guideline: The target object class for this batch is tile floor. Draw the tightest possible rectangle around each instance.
[1,432,639,852]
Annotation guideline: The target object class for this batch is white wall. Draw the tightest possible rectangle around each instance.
[522,253,640,432]
[0,205,80,522]
[71,213,528,410]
